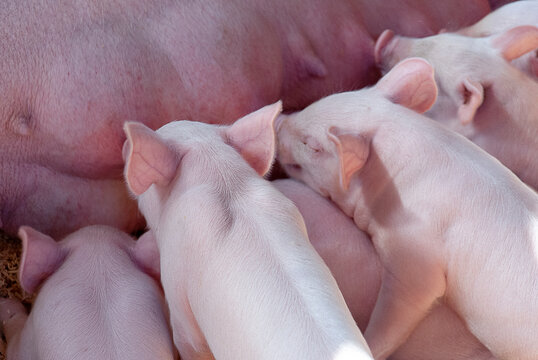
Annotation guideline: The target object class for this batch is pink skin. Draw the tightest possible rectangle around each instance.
[273,179,495,360]
[0,0,492,238]
[457,0,538,80]
[272,179,381,331]
[276,58,538,359]
[0,225,176,360]
[375,25,538,190]
[123,103,373,360]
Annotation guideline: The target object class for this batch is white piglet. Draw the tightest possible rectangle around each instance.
[122,102,373,360]
[0,225,176,360]
[277,58,538,360]
[375,25,538,189]
[458,0,538,79]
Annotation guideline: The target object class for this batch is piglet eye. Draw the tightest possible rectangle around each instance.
[302,138,322,153]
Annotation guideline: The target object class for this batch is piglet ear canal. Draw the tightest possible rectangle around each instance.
[491,25,538,62]
[457,78,484,126]
[224,101,282,176]
[18,226,66,294]
[123,122,179,196]
[131,230,160,280]
[375,57,438,114]
[328,127,370,191]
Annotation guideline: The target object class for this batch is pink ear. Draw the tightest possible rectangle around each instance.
[18,226,66,294]
[374,29,396,65]
[224,101,282,176]
[491,26,538,61]
[375,57,438,114]
[457,78,484,125]
[123,122,180,196]
[531,53,538,78]
[328,127,370,191]
[131,230,160,280]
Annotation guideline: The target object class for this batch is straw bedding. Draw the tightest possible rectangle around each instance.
[0,230,35,360]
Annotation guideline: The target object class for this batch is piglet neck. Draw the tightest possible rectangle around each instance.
[340,118,428,235]
[472,73,538,189]
[331,145,394,234]
[490,69,538,122]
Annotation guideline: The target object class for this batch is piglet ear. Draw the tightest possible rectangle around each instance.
[131,230,160,280]
[18,226,66,294]
[457,78,484,125]
[328,127,370,191]
[491,25,538,61]
[531,53,538,78]
[224,101,282,176]
[123,122,179,196]
[375,57,438,114]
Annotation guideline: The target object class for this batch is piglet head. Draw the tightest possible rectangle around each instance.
[123,122,180,196]
[277,58,437,198]
[223,101,282,177]
[377,26,538,127]
[18,226,67,294]
[276,101,373,199]
[277,108,342,198]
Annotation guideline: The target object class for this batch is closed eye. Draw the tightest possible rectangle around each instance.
[302,139,322,153]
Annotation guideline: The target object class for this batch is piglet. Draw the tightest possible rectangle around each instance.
[0,225,176,360]
[375,25,538,190]
[457,0,538,79]
[273,179,495,360]
[122,102,373,360]
[277,58,538,360]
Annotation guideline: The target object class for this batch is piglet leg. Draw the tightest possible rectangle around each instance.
[364,248,446,360]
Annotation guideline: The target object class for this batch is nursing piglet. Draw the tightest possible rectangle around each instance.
[277,58,538,360]
[273,179,495,360]
[122,103,373,360]
[375,25,538,189]
[0,225,176,360]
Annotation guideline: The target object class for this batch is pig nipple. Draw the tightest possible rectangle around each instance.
[9,114,33,136]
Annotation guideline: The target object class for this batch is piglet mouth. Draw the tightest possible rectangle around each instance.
[286,163,302,172]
